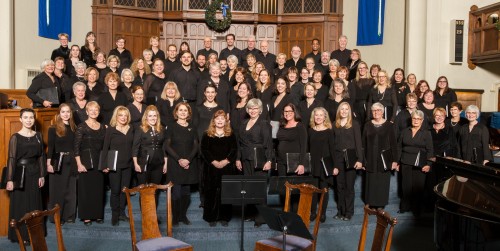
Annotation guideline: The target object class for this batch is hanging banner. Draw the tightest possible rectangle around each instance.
[39,0,72,40]
[357,0,385,46]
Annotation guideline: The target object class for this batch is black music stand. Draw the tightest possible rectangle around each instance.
[268,176,317,195]
[221,175,267,251]
[257,205,313,251]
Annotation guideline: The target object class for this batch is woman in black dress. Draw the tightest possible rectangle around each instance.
[127,85,146,129]
[74,101,106,225]
[417,90,435,129]
[324,78,351,122]
[119,69,136,102]
[47,104,77,224]
[84,67,105,101]
[348,49,361,81]
[150,36,165,60]
[311,70,329,103]
[322,59,339,88]
[434,76,457,113]
[396,110,433,215]
[165,103,199,225]
[351,61,373,125]
[101,106,134,226]
[288,67,304,106]
[308,107,335,222]
[130,58,151,86]
[143,58,167,105]
[157,81,183,127]
[132,105,167,186]
[235,98,273,227]
[332,102,363,221]
[26,59,61,108]
[415,80,430,103]
[367,70,398,122]
[270,77,292,123]
[390,68,406,111]
[230,82,252,134]
[81,31,99,66]
[201,110,238,227]
[446,101,468,138]
[6,108,46,243]
[255,69,275,118]
[65,45,81,78]
[362,102,398,209]
[457,105,493,165]
[197,62,230,112]
[298,83,323,128]
[98,72,129,125]
[69,82,88,125]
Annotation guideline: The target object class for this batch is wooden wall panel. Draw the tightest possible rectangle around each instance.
[279,23,324,58]
[113,16,160,59]
[456,89,484,110]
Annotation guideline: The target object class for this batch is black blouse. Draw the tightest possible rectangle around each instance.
[434,90,457,110]
[97,91,129,125]
[308,128,335,176]
[270,94,292,121]
[367,86,398,122]
[143,74,166,105]
[457,123,493,164]
[157,98,182,127]
[430,124,458,158]
[101,126,134,169]
[298,99,323,128]
[397,127,434,167]
[26,72,61,107]
[6,132,46,181]
[276,122,308,165]
[132,127,167,164]
[332,120,364,164]
[237,116,273,162]
[127,103,146,129]
[362,121,398,173]
[47,125,75,159]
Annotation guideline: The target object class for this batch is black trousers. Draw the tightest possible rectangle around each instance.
[48,156,77,221]
[400,164,426,212]
[108,165,132,218]
[311,173,329,217]
[335,162,357,217]
[136,162,163,185]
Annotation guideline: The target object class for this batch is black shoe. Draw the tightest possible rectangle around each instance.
[220,221,228,227]
[119,215,129,222]
[84,220,92,226]
[112,218,119,226]
[320,214,326,223]
[244,217,255,222]
[60,221,65,226]
[181,218,191,225]
[96,219,104,224]
[333,214,343,220]
[23,240,30,246]
[397,210,407,214]
[254,222,263,228]
[209,222,217,227]
[66,219,75,224]
[342,216,352,221]
[310,214,317,221]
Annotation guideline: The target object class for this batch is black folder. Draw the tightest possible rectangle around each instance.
[51,153,65,172]
[36,87,59,105]
[81,149,95,170]
[380,149,393,171]
[343,149,358,169]
[286,153,311,174]
[99,150,118,171]
[253,147,267,170]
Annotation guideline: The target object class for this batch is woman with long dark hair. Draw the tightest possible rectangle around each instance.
[81,31,99,66]
[201,110,237,227]
[298,83,323,128]
[434,76,457,112]
[47,104,77,224]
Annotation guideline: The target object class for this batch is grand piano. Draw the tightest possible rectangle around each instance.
[434,156,500,251]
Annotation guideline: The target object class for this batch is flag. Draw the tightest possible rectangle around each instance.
[357,0,385,46]
[39,0,72,40]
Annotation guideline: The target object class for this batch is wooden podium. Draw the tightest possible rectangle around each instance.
[0,108,58,236]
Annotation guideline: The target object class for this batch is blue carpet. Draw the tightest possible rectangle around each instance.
[0,174,437,251]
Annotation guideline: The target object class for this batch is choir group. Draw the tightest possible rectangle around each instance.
[4,32,493,244]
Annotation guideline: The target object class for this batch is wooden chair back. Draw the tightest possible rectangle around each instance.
[123,182,173,251]
[283,181,328,250]
[358,205,398,251]
[9,204,65,251]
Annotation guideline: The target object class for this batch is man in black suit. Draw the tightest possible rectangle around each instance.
[256,40,276,72]
[285,45,305,70]
[331,35,351,67]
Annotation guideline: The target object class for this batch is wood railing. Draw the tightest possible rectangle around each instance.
[468,3,500,68]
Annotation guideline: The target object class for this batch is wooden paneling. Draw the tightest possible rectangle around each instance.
[279,23,323,58]
[468,3,500,67]
[113,16,161,59]
[456,89,484,110]
[0,108,58,236]
[0,89,33,109]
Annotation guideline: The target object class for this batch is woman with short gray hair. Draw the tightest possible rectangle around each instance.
[26,59,61,108]
[457,105,492,165]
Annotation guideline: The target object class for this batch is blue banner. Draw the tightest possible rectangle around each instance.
[39,0,72,40]
[357,0,385,46]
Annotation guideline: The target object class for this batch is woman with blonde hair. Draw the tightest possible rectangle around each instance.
[200,110,237,227]
[130,58,151,86]
[351,61,373,124]
[367,69,398,122]
[143,58,166,105]
[101,106,134,226]
[47,103,77,225]
[308,107,335,222]
[157,81,182,126]
[99,54,121,84]
[149,36,165,61]
[332,102,363,221]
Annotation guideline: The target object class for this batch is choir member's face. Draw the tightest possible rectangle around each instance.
[226,35,235,47]
[74,86,86,100]
[55,60,65,70]
[76,66,85,76]
[60,106,71,122]
[86,34,95,43]
[87,70,97,83]
[204,38,212,49]
[434,111,445,124]
[255,64,263,75]
[116,39,125,49]
[176,105,189,120]
[334,82,344,95]
[147,111,158,126]
[321,52,330,64]
[166,86,176,98]
[59,36,69,47]
[420,83,429,93]
[358,64,368,77]
[167,46,177,59]
[291,47,301,59]
[214,115,226,129]
[450,106,461,118]
[411,115,423,127]
[247,38,256,50]
[210,66,221,77]
[339,104,350,119]
[287,72,297,82]
[122,71,133,83]
[209,55,217,64]
[371,107,383,120]
[312,40,320,51]
[377,73,387,85]
[153,60,164,74]
[277,55,286,66]
[406,98,417,110]
[370,67,379,78]
[283,106,295,122]
[300,69,309,79]
[150,38,159,47]
[313,72,322,83]
[44,63,55,74]
[314,110,326,126]
[394,71,404,82]
[137,59,145,70]
[86,106,100,119]
[338,37,347,49]
[204,87,216,102]
[133,89,144,103]
[350,51,359,61]
[107,78,119,91]
[424,92,434,104]
[117,111,129,126]
[235,72,245,83]
[306,59,315,70]
[20,111,35,129]
[408,74,416,85]
[247,106,260,118]
[238,84,249,98]
[181,52,193,67]
[219,60,227,71]
[71,46,80,58]
[109,58,118,69]
[228,59,237,70]
[180,44,188,51]
[260,41,269,53]
[196,55,206,68]
[276,79,286,94]
[438,78,448,89]
[338,70,347,80]
[247,56,256,67]
[466,110,478,121]
[329,63,337,72]
[96,53,105,63]
[143,52,152,61]
[305,85,316,98]
[259,71,269,84]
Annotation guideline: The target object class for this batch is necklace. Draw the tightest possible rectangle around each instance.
[177,121,188,127]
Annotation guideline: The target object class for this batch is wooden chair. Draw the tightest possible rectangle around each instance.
[254,182,328,251]
[9,204,65,251]
[123,182,193,251]
[358,205,398,251]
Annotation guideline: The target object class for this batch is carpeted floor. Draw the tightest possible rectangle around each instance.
[0,174,437,251]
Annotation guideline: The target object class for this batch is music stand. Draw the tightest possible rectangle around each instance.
[268,176,317,195]
[221,175,267,251]
[257,205,313,251]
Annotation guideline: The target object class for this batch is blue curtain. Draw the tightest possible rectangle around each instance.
[357,0,385,46]
[38,0,72,40]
